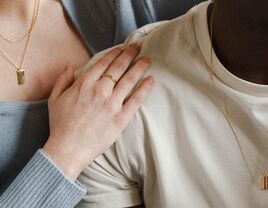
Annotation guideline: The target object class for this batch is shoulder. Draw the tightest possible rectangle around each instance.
[118,2,210,133]
[120,5,200,94]
[109,10,199,168]
[140,8,198,57]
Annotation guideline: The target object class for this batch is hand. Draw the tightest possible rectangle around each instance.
[43,43,154,181]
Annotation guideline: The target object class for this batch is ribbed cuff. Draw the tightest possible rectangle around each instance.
[0,149,86,208]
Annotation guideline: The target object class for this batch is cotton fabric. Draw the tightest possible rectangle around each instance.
[77,2,268,207]
[0,0,199,207]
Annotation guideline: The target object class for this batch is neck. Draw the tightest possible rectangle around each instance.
[0,0,38,39]
[0,0,35,17]
[0,0,35,25]
[208,0,268,85]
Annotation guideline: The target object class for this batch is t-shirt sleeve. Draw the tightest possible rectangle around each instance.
[76,112,147,208]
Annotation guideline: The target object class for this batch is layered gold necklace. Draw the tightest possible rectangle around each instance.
[209,2,268,190]
[0,0,40,85]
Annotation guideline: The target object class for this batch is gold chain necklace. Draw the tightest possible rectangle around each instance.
[0,0,40,85]
[209,2,268,190]
[0,1,39,43]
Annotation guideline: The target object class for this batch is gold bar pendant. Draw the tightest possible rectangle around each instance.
[17,69,25,85]
[260,175,268,190]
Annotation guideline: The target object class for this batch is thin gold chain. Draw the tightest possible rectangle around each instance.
[208,2,268,180]
[0,0,40,70]
[19,0,40,69]
[0,1,39,43]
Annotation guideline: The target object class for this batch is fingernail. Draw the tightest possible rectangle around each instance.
[116,45,124,51]
[130,42,141,49]
[143,57,151,64]
[146,76,154,84]
[65,64,73,73]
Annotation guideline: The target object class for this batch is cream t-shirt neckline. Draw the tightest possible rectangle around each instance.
[193,1,268,97]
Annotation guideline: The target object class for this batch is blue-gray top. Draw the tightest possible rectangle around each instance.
[0,0,203,207]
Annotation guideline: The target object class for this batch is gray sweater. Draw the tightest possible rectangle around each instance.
[0,0,204,207]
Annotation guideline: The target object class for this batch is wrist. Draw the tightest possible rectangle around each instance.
[43,141,84,181]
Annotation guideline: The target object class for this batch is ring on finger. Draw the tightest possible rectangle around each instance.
[101,74,118,86]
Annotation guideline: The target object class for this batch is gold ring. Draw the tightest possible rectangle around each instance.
[101,74,117,86]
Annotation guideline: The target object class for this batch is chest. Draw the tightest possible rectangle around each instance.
[141,73,268,207]
[0,2,90,102]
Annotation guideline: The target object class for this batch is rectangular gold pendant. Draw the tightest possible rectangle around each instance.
[17,69,25,85]
[260,175,268,190]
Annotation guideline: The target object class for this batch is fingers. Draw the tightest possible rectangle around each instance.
[76,43,141,94]
[120,76,154,123]
[96,43,141,97]
[49,65,74,102]
[99,43,141,87]
[113,57,151,103]
[81,46,123,81]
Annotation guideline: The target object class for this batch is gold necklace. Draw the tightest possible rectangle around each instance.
[0,0,40,85]
[0,1,39,43]
[209,2,268,190]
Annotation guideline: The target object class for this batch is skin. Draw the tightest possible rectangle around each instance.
[0,0,90,101]
[44,45,153,180]
[208,0,268,84]
[0,1,153,207]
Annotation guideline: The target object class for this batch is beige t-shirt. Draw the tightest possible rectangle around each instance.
[76,1,268,208]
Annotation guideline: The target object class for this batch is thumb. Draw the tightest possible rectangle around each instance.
[49,65,74,102]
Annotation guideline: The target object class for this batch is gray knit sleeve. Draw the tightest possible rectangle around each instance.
[0,149,86,208]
